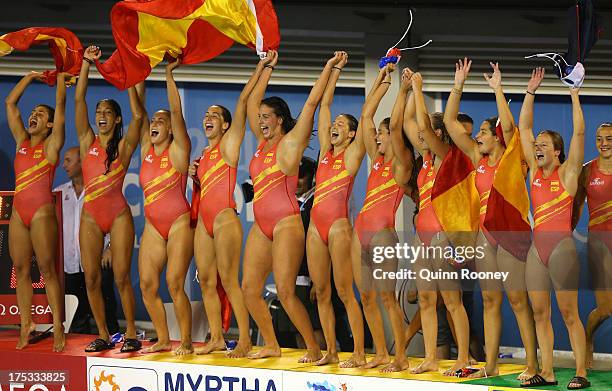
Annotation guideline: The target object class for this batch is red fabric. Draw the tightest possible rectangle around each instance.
[1,27,83,86]
[431,146,474,199]
[96,0,280,90]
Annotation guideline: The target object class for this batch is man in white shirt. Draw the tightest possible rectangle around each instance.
[55,147,119,334]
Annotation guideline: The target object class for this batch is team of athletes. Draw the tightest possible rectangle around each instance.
[7,46,610,389]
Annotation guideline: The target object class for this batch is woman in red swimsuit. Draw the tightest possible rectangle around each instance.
[306,52,370,367]
[7,71,69,351]
[76,46,144,353]
[443,59,537,380]
[572,123,611,369]
[137,60,193,355]
[407,72,472,376]
[241,52,341,362]
[350,68,416,372]
[188,52,275,358]
[519,68,589,390]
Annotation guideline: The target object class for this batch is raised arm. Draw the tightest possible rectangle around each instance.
[223,53,270,161]
[247,50,278,143]
[484,62,515,145]
[413,72,450,159]
[562,87,585,194]
[5,72,43,145]
[571,163,589,230]
[318,52,348,158]
[390,68,414,168]
[75,46,100,148]
[443,57,479,163]
[518,68,544,174]
[122,84,145,162]
[134,81,150,154]
[361,64,394,160]
[46,72,69,160]
[165,60,189,154]
[284,52,340,148]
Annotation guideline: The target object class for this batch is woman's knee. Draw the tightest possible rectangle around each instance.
[507,292,529,312]
[531,303,551,323]
[335,284,354,304]
[558,304,580,326]
[166,276,186,298]
[12,261,31,278]
[314,284,332,304]
[113,272,132,290]
[482,291,503,309]
[139,278,159,299]
[379,291,397,308]
[360,290,376,308]
[418,292,437,310]
[276,283,296,304]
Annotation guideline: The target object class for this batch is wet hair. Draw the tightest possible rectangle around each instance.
[537,130,566,164]
[96,99,123,174]
[339,113,358,142]
[457,112,473,126]
[261,96,296,133]
[431,112,454,146]
[211,104,232,128]
[380,117,391,130]
[483,116,498,136]
[35,104,55,137]
[598,122,612,131]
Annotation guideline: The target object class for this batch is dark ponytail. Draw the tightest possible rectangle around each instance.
[261,96,296,133]
[538,130,565,164]
[96,99,123,174]
[431,112,454,146]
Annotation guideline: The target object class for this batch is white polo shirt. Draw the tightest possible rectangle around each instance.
[54,181,84,274]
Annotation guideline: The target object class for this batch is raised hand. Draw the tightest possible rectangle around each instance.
[188,160,199,180]
[84,45,101,62]
[411,72,423,91]
[483,62,502,91]
[57,72,76,87]
[326,51,343,68]
[27,71,45,82]
[166,58,180,72]
[400,67,414,91]
[454,57,472,88]
[261,50,278,67]
[527,67,545,94]
[336,51,348,69]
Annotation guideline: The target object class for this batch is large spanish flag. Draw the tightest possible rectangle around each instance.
[431,146,480,251]
[484,129,531,261]
[0,27,83,86]
[97,0,280,89]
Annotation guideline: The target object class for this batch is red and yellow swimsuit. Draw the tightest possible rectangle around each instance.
[196,144,237,237]
[82,136,128,234]
[531,167,573,266]
[249,140,299,240]
[354,155,403,248]
[311,149,354,244]
[139,146,189,240]
[13,139,56,227]
[585,158,611,250]
[415,152,443,246]
[475,157,499,246]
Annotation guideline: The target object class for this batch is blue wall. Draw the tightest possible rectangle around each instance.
[445,92,611,353]
[0,76,367,321]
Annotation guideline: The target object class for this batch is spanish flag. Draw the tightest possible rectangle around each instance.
[484,129,531,261]
[0,27,83,86]
[431,146,480,251]
[96,0,280,90]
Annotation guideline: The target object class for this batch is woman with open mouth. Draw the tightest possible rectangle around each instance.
[6,71,70,352]
[188,51,277,358]
[442,59,538,381]
[305,51,367,368]
[75,45,145,353]
[241,52,341,362]
[519,68,589,390]
[572,122,611,370]
[349,67,417,372]
[407,71,472,376]
[136,59,193,355]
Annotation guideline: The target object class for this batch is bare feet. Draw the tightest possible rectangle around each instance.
[380,357,409,373]
[195,339,226,355]
[16,322,36,350]
[362,354,390,369]
[298,348,323,363]
[339,353,366,368]
[174,342,194,356]
[315,352,339,366]
[247,345,281,359]
[142,341,172,354]
[443,359,470,376]
[516,367,538,381]
[227,341,252,358]
[410,359,438,374]
[52,326,65,352]
[468,355,478,366]
[467,366,498,379]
